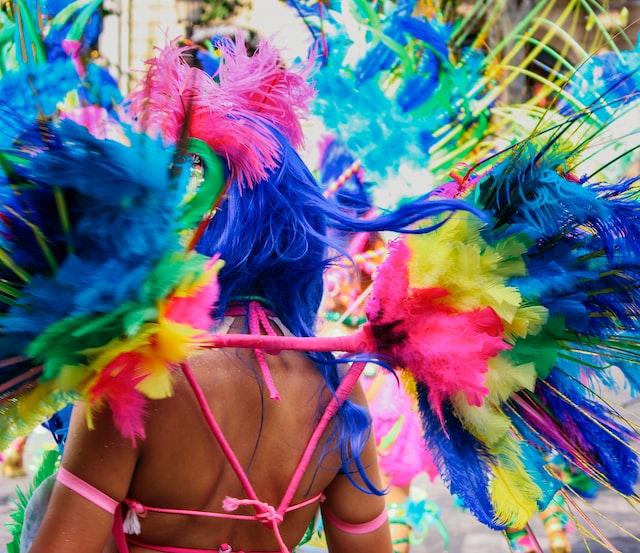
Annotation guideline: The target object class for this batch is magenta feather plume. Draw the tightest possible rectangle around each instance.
[214,34,317,149]
[124,42,279,188]
[125,38,316,188]
[164,256,222,331]
[365,238,510,423]
[88,353,149,443]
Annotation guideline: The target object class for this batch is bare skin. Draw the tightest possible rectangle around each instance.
[28,316,392,553]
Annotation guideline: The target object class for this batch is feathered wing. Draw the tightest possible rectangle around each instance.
[364,131,640,528]
[0,22,321,447]
[290,0,640,533]
[0,115,225,446]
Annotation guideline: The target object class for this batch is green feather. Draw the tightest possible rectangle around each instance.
[6,448,60,553]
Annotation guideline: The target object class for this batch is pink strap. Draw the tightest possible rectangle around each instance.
[248,301,280,400]
[123,496,320,521]
[276,361,367,514]
[122,490,322,523]
[321,505,388,535]
[57,466,119,514]
[112,505,129,553]
[221,492,322,521]
[205,323,376,354]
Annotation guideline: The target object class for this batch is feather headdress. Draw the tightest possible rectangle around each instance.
[124,36,317,189]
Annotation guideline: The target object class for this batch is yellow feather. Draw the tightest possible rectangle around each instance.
[57,363,96,391]
[134,362,175,399]
[405,218,527,322]
[504,305,549,340]
[489,436,544,528]
[151,316,205,362]
[400,371,418,398]
[133,315,209,399]
[0,382,73,450]
[484,356,537,404]
[171,257,224,298]
[451,356,537,444]
[452,395,512,445]
[82,325,157,370]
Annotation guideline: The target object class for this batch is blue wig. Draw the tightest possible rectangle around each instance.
[195,128,478,491]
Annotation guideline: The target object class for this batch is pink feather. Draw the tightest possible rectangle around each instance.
[366,239,510,424]
[125,37,316,188]
[124,42,281,188]
[164,257,221,331]
[215,35,317,149]
[88,352,149,444]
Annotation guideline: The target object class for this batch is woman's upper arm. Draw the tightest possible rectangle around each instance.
[28,402,140,553]
[321,382,393,553]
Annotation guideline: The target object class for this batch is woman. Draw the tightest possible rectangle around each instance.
[25,112,472,552]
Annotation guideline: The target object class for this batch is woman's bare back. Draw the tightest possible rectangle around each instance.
[31,316,391,553]
[125,332,342,551]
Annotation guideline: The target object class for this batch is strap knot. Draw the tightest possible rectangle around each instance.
[125,499,147,515]
[222,496,283,526]
[123,500,146,535]
[256,505,283,524]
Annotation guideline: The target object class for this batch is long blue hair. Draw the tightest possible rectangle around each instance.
[196,128,479,492]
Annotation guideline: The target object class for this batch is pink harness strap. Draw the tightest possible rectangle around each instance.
[248,301,281,401]
[321,504,388,534]
[180,350,367,553]
[122,492,321,522]
[57,466,119,514]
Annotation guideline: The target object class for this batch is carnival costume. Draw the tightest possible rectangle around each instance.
[0,4,471,551]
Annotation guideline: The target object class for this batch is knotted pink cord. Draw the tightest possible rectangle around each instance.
[248,301,280,400]
[181,361,290,552]
[223,497,283,524]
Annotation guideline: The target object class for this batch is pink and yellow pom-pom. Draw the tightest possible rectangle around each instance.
[82,256,223,443]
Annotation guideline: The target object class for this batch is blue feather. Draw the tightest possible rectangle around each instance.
[354,9,416,84]
[0,61,80,147]
[558,42,640,122]
[416,383,500,529]
[518,440,563,509]
[0,114,197,364]
[41,403,73,454]
[538,370,639,496]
